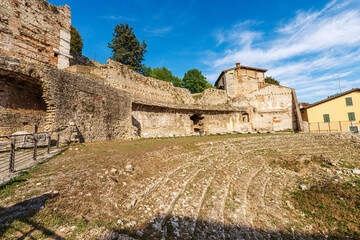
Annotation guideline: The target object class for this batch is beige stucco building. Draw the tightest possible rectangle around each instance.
[301,88,360,133]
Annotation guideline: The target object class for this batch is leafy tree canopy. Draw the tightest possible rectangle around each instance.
[265,76,280,85]
[182,69,214,93]
[140,64,152,77]
[149,67,182,87]
[70,26,83,56]
[108,23,147,72]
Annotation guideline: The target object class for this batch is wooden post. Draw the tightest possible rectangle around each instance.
[47,134,51,154]
[339,121,342,132]
[328,122,331,132]
[33,134,38,161]
[57,133,60,148]
[9,138,15,172]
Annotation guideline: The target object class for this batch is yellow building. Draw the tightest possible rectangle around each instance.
[301,88,360,133]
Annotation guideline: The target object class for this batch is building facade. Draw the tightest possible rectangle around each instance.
[301,88,360,133]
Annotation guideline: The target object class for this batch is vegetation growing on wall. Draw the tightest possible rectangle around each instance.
[265,76,280,85]
[140,65,214,92]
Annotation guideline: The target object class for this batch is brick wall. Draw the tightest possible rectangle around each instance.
[0,54,132,142]
[0,0,71,69]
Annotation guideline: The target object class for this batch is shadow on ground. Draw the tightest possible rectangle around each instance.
[103,216,350,240]
[0,193,64,239]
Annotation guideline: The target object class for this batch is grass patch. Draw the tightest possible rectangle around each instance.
[291,179,360,238]
[0,171,34,199]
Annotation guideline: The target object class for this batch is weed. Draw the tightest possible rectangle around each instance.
[0,171,32,199]
[291,179,360,238]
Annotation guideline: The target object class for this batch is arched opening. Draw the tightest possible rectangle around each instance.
[190,114,204,133]
[242,113,249,122]
[0,71,47,135]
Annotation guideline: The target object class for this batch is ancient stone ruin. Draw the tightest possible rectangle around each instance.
[0,0,304,142]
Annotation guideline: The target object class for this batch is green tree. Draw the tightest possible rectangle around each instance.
[149,67,182,87]
[264,76,280,85]
[140,64,152,77]
[108,23,147,71]
[70,26,83,56]
[182,69,213,93]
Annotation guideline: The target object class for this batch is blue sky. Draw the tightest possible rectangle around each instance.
[48,0,360,103]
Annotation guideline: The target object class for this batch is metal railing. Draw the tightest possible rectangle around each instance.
[308,121,359,133]
[0,132,61,174]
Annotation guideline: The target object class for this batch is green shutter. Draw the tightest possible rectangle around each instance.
[323,114,330,123]
[346,97,353,106]
[348,112,356,121]
[349,126,359,133]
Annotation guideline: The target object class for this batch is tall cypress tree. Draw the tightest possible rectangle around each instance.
[70,26,83,56]
[108,23,147,71]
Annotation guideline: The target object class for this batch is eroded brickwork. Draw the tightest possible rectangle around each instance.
[0,0,71,69]
[0,54,132,141]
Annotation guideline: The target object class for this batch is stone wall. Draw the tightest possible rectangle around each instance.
[0,54,132,142]
[91,60,234,108]
[0,69,47,135]
[70,54,104,67]
[250,84,296,131]
[0,0,71,69]
[132,104,251,138]
[66,59,303,136]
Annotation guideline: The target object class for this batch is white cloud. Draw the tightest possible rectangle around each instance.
[100,15,137,21]
[205,0,360,102]
[143,26,173,37]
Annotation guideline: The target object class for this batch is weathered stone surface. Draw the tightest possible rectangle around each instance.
[0,0,71,69]
[0,53,132,142]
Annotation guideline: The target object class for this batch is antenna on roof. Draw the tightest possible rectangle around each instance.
[337,75,342,93]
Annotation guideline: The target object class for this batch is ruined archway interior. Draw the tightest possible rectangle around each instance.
[242,113,249,122]
[0,70,47,135]
[190,114,204,133]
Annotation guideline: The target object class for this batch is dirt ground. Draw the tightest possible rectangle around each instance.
[0,133,359,239]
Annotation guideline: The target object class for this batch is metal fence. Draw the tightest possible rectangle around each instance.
[0,132,61,174]
[308,121,359,133]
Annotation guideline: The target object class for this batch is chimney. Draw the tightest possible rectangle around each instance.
[236,62,240,67]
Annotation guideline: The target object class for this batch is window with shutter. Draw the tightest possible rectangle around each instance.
[323,114,330,123]
[346,97,353,106]
[348,112,356,121]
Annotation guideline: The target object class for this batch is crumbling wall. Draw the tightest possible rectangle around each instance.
[92,60,195,105]
[0,70,47,135]
[250,84,294,131]
[132,104,194,138]
[202,112,252,134]
[0,0,71,69]
[70,54,103,67]
[0,54,132,141]
[132,106,252,137]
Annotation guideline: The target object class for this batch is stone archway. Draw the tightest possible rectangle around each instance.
[242,112,249,122]
[190,113,204,133]
[0,70,47,135]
